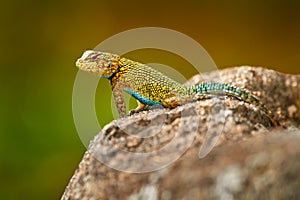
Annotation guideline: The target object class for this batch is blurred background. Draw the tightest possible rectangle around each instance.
[0,0,299,199]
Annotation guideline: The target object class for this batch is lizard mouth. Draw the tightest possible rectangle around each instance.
[75,59,105,76]
[75,58,93,71]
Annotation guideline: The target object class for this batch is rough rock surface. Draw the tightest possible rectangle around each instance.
[62,67,300,200]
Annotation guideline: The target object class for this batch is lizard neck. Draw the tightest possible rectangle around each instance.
[109,57,139,90]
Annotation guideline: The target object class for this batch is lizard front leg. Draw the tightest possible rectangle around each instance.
[112,87,127,117]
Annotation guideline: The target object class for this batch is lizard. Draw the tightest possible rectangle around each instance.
[75,50,277,126]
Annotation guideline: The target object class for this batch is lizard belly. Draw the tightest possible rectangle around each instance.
[124,88,162,106]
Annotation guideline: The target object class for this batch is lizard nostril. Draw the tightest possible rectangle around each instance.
[75,59,83,67]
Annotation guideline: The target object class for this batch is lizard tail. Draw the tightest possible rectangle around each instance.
[188,82,278,126]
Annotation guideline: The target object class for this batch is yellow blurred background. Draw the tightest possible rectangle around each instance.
[0,0,299,199]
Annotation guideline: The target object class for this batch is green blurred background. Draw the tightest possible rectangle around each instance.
[1,0,299,199]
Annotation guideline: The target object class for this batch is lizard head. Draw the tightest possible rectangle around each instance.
[76,50,120,79]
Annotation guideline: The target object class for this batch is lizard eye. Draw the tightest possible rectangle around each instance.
[91,54,99,60]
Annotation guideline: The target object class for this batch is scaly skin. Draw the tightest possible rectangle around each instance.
[76,50,277,126]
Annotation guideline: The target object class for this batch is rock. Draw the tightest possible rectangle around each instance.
[62,67,300,200]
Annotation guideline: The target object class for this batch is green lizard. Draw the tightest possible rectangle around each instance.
[76,50,277,126]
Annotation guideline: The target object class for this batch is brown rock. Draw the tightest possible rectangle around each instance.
[62,67,300,200]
